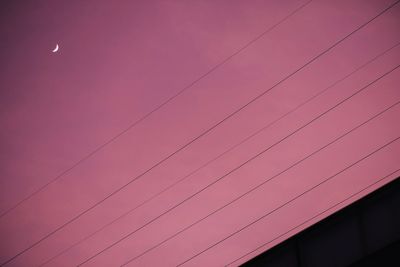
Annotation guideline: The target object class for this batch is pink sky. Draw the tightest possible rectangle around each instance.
[1,0,400,266]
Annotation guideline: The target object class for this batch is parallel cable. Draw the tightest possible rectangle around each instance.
[3,1,397,265]
[119,78,400,266]
[176,137,400,266]
[39,37,400,267]
[84,64,400,266]
[226,169,400,267]
[0,0,313,220]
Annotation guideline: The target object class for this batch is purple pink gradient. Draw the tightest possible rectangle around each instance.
[1,0,400,266]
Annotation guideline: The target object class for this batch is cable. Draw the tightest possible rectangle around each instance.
[39,39,400,267]
[84,65,400,266]
[0,0,313,220]
[3,1,397,265]
[80,61,400,266]
[176,136,400,266]
[226,169,400,267]
[119,89,400,265]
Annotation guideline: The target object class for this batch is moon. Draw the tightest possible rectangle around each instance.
[52,44,59,53]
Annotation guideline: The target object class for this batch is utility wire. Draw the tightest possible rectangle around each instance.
[89,2,400,265]
[176,137,400,266]
[0,0,313,220]
[39,36,400,267]
[79,55,400,266]
[3,1,397,265]
[82,59,400,267]
[225,169,400,267]
[2,1,318,265]
[119,78,400,266]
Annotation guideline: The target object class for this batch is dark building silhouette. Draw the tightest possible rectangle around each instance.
[242,177,400,267]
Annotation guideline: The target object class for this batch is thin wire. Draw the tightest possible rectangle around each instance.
[80,64,400,266]
[120,84,400,265]
[176,137,400,266]
[0,0,313,220]
[3,3,323,267]
[39,38,400,267]
[78,2,400,263]
[226,169,400,267]
[3,1,397,265]
[124,101,400,266]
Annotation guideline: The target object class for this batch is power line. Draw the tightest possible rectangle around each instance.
[225,169,400,267]
[176,137,400,266]
[1,2,318,266]
[0,0,313,220]
[77,56,400,266]
[123,101,400,266]
[118,79,400,266]
[3,1,397,265]
[39,39,400,267]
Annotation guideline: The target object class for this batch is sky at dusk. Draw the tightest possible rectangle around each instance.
[1,0,400,266]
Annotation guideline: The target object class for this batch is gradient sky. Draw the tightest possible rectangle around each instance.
[1,0,400,266]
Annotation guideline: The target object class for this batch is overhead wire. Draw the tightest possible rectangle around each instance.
[175,136,400,266]
[3,1,398,265]
[1,1,320,265]
[225,168,400,267]
[39,35,400,267]
[78,57,400,266]
[117,68,400,266]
[0,0,313,220]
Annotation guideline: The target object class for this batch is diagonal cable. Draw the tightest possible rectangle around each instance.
[39,36,400,267]
[4,1,398,265]
[176,136,400,266]
[120,76,400,266]
[0,0,313,220]
[226,169,400,267]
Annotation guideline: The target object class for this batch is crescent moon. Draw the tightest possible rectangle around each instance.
[52,44,59,53]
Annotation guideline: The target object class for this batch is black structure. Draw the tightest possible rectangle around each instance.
[241,177,400,267]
